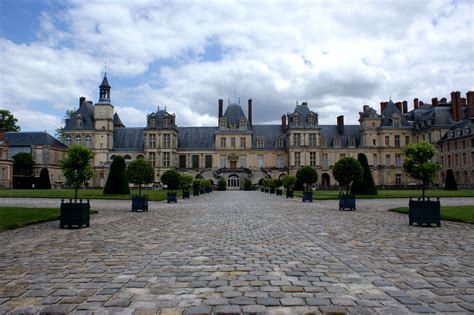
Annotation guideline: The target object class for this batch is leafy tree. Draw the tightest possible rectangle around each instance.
[333,157,363,195]
[37,168,52,189]
[60,144,94,202]
[103,156,130,194]
[12,152,35,176]
[274,178,283,188]
[351,153,378,195]
[202,179,212,190]
[296,166,318,191]
[193,179,202,190]
[444,169,458,190]
[0,109,20,132]
[218,178,226,190]
[161,169,181,191]
[180,174,194,191]
[243,178,252,190]
[282,175,296,191]
[402,141,440,200]
[126,158,154,196]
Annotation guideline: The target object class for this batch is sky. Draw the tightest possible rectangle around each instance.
[0,0,473,136]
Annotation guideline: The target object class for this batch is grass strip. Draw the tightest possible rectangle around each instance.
[389,205,474,224]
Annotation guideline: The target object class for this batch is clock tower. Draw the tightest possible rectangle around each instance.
[94,73,115,167]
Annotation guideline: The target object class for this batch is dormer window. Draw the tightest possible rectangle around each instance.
[256,137,264,148]
[75,135,81,143]
[308,114,316,126]
[149,116,157,128]
[348,138,355,147]
[276,136,285,148]
[65,136,72,146]
[240,118,247,129]
[163,116,170,127]
[76,114,84,128]
[392,117,400,127]
[333,138,340,147]
[293,115,300,127]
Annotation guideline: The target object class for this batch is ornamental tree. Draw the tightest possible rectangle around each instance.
[296,166,318,191]
[126,158,154,196]
[161,169,181,191]
[333,157,363,195]
[282,175,296,191]
[37,168,52,189]
[0,109,20,132]
[351,153,377,195]
[444,169,458,190]
[103,156,130,195]
[60,144,94,202]
[180,174,194,191]
[12,152,35,176]
[402,141,441,200]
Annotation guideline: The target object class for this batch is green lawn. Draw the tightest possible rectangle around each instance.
[389,205,474,224]
[0,207,98,232]
[293,189,474,200]
[0,189,175,201]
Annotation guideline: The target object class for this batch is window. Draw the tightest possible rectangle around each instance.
[163,134,171,148]
[192,155,199,168]
[231,138,236,148]
[276,137,284,148]
[385,154,391,166]
[396,174,402,186]
[163,152,170,167]
[221,137,226,148]
[310,152,316,166]
[373,139,376,146]
[322,153,329,169]
[309,134,316,147]
[149,152,156,167]
[240,118,247,129]
[463,153,467,164]
[205,155,212,168]
[393,117,400,127]
[455,154,458,166]
[294,152,301,167]
[276,155,283,168]
[256,137,264,148]
[258,155,264,167]
[405,136,410,145]
[293,133,300,147]
[179,155,186,168]
[150,117,157,128]
[293,115,300,127]
[163,116,170,127]
[333,138,340,147]
[85,135,92,148]
[124,155,131,160]
[220,155,226,168]
[448,155,451,167]
[395,135,400,148]
[395,153,401,167]
[385,136,390,147]
[240,155,246,168]
[348,138,355,147]
[320,137,325,147]
[148,134,156,148]
[219,118,226,129]
[75,135,81,143]
[240,138,246,148]
[373,153,378,166]
[0,167,6,181]
[308,115,316,126]
[340,153,346,159]
[66,136,72,146]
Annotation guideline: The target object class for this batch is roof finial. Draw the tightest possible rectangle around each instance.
[104,61,108,76]
[389,92,392,101]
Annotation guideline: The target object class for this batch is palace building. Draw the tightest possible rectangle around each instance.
[60,74,474,189]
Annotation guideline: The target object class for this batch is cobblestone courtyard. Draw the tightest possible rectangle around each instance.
[1,192,473,314]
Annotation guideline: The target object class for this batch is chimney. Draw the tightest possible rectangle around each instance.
[451,91,461,121]
[402,101,408,114]
[467,91,474,118]
[440,97,447,104]
[248,99,252,127]
[218,99,223,118]
[337,115,344,134]
[414,98,419,110]
[460,98,467,106]
[395,102,402,112]
[281,115,286,131]
[431,97,438,106]
[380,102,387,113]
[80,96,86,106]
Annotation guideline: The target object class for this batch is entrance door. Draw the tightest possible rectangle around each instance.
[230,161,237,169]
[228,175,240,189]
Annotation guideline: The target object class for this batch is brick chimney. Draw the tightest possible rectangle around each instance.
[248,99,252,127]
[451,91,461,121]
[414,98,419,110]
[431,97,438,106]
[467,91,474,118]
[402,101,408,114]
[380,102,387,113]
[440,97,447,104]
[337,115,344,134]
[80,96,86,106]
[218,99,223,118]
[460,98,467,106]
[281,115,287,131]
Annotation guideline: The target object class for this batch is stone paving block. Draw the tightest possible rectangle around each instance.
[243,304,266,315]
[214,305,241,315]
[280,297,304,306]
[406,304,435,313]
[306,298,330,306]
[256,297,280,306]
[184,305,212,315]
[318,306,347,315]
[104,298,132,307]
[230,296,255,305]
[60,296,87,304]
[39,304,77,314]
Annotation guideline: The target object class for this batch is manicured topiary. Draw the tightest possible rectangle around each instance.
[103,156,130,194]
[217,178,226,190]
[282,175,296,191]
[296,166,318,191]
[444,169,458,190]
[243,178,252,190]
[351,153,377,195]
[333,157,363,195]
[161,169,181,191]
[126,158,154,196]
[180,174,194,191]
[37,168,52,189]
[60,144,94,202]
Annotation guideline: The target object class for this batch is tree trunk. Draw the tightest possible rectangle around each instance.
[346,184,349,195]
[74,186,78,203]
[422,181,426,200]
[138,183,142,196]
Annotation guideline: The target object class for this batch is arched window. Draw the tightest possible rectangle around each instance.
[124,155,132,160]
[110,155,116,160]
[137,155,144,159]
[85,135,92,148]
[75,135,81,143]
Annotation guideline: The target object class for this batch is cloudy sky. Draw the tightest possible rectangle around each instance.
[0,0,472,135]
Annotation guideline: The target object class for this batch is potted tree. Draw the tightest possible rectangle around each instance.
[402,141,441,226]
[193,179,201,196]
[283,175,296,198]
[275,178,283,196]
[296,166,318,202]
[243,178,253,191]
[333,157,363,211]
[203,179,212,193]
[103,156,130,195]
[217,178,226,191]
[267,179,276,194]
[59,144,94,228]
[161,169,181,203]
[126,158,154,211]
[180,174,193,199]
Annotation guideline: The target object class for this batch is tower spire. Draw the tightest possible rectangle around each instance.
[99,70,111,103]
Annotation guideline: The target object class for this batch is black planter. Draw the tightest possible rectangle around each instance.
[260,188,264,192]
[167,192,177,203]
[132,195,148,212]
[193,189,200,196]
[200,188,205,194]
[60,199,90,228]
[270,188,275,194]
[302,191,313,202]
[276,189,283,196]
[182,190,190,199]
[409,197,441,227]
[339,193,356,211]
[286,190,294,198]
[205,187,211,193]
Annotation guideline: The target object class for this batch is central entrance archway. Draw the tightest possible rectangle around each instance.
[228,175,240,189]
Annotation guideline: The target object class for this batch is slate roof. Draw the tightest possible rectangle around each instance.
[319,125,361,147]
[64,100,95,131]
[439,118,473,142]
[114,113,125,128]
[100,74,110,88]
[146,109,177,129]
[287,103,318,128]
[381,100,410,127]
[112,128,144,151]
[409,104,454,131]
[178,127,217,150]
[223,104,247,126]
[6,132,67,149]
[252,125,285,149]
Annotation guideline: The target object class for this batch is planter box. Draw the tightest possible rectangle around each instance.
[182,190,190,199]
[270,188,275,194]
[193,189,200,196]
[260,188,264,192]
[205,187,212,193]
[409,197,441,227]
[286,190,294,198]
[276,189,283,196]
[200,188,205,194]
[60,199,90,228]
[302,191,313,202]
[339,193,356,211]
[132,195,148,212]
[167,192,177,203]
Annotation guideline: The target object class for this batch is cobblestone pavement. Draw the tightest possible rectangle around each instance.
[0,192,473,314]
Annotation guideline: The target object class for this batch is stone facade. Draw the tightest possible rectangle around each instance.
[0,128,13,188]
[62,74,474,189]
